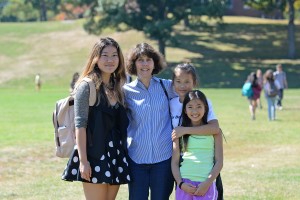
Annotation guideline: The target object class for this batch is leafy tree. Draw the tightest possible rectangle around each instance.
[286,0,296,59]
[1,0,38,22]
[25,0,61,21]
[244,0,296,59]
[0,0,8,20]
[183,0,226,28]
[82,0,226,56]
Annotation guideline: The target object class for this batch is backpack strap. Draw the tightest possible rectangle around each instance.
[53,103,60,146]
[159,79,173,129]
[82,77,97,106]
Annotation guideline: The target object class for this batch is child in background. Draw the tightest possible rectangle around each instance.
[35,73,41,92]
[170,63,223,200]
[256,69,263,109]
[171,90,223,200]
[263,69,279,121]
[246,72,262,120]
[273,64,288,110]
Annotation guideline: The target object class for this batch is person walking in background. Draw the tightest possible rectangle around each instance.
[244,72,262,120]
[69,72,79,93]
[35,73,41,92]
[263,69,279,121]
[61,37,131,200]
[123,43,177,200]
[256,69,263,109]
[170,63,223,200]
[171,90,223,200]
[273,64,288,110]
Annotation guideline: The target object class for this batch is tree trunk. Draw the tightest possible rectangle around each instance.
[184,16,190,28]
[287,0,295,59]
[157,1,166,57]
[40,0,47,21]
[158,38,165,58]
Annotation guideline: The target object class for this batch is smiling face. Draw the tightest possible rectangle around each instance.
[173,69,195,102]
[185,98,206,126]
[135,54,154,81]
[97,45,119,78]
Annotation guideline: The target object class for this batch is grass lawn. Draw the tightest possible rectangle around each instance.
[0,85,299,200]
[0,16,300,88]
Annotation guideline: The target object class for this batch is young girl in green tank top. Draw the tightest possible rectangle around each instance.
[171,90,223,200]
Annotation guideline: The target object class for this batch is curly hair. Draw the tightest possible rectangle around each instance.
[126,43,167,75]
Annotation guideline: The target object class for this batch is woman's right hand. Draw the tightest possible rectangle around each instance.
[79,160,91,182]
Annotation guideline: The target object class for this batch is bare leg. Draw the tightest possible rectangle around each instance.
[107,184,120,200]
[257,98,262,109]
[83,182,119,200]
[249,100,257,120]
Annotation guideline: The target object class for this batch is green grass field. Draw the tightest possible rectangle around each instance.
[0,86,299,200]
[0,16,300,199]
[0,17,300,88]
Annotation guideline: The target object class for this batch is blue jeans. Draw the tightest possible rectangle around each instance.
[265,96,276,120]
[128,157,174,200]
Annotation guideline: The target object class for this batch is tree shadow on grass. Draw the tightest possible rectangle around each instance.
[160,23,300,88]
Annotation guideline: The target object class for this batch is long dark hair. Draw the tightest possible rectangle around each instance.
[181,90,209,152]
[247,72,258,87]
[76,37,126,106]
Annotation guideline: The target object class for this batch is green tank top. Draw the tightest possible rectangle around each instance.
[180,135,214,182]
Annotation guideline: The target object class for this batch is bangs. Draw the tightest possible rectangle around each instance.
[135,50,156,60]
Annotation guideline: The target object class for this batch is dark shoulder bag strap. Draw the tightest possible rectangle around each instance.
[159,79,173,129]
[159,79,186,167]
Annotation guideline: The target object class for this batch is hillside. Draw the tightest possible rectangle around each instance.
[0,17,299,88]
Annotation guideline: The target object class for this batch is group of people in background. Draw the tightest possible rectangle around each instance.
[61,37,224,200]
[244,64,288,121]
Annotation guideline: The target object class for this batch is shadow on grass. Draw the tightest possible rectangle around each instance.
[160,23,300,88]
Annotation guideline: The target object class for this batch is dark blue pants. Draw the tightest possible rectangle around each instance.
[216,174,223,200]
[128,157,174,200]
[277,88,284,106]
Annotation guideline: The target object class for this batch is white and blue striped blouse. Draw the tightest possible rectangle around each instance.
[123,76,177,164]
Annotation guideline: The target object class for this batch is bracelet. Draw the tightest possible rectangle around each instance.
[178,181,184,189]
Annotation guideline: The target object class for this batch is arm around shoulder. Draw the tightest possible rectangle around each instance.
[186,119,220,135]
[171,120,220,141]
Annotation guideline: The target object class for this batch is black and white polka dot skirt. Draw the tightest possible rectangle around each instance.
[61,137,131,185]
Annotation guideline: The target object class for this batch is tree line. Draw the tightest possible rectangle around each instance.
[0,0,298,58]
